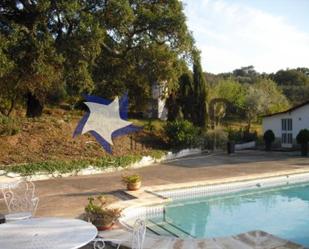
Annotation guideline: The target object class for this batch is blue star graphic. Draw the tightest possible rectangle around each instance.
[73,94,141,154]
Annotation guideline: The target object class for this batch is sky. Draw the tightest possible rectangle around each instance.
[182,0,309,74]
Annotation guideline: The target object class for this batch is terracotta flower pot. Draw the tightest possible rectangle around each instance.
[127,181,141,191]
[96,222,114,231]
[92,217,115,231]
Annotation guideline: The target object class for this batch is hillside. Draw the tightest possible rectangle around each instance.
[0,108,165,166]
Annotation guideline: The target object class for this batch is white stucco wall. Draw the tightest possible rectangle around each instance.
[157,98,168,120]
[148,81,168,120]
[262,104,309,142]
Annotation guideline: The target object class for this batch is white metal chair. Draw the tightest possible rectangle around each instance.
[93,219,146,249]
[1,180,39,221]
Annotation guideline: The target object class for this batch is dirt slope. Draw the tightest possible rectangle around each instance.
[0,108,164,166]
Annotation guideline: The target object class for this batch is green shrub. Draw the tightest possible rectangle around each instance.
[164,120,200,149]
[263,130,275,144]
[227,128,242,142]
[296,129,309,144]
[122,174,141,184]
[243,130,258,142]
[144,119,155,132]
[228,128,257,143]
[263,129,275,151]
[0,115,21,136]
[204,127,228,150]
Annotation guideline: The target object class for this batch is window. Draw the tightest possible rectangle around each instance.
[282,133,293,144]
[281,119,293,145]
[282,119,292,131]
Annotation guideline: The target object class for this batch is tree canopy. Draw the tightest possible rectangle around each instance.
[0,0,194,116]
[270,68,309,105]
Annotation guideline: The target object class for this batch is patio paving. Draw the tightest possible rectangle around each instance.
[1,150,307,218]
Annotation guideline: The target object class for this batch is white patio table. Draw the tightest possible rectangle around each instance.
[0,180,18,190]
[0,180,18,202]
[0,177,18,188]
[0,217,98,249]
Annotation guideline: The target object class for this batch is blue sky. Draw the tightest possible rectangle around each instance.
[182,0,309,73]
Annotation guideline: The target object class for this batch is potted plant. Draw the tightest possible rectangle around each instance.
[85,196,122,231]
[122,174,142,191]
[263,130,275,151]
[296,129,309,156]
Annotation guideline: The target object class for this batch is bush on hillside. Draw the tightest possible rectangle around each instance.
[0,115,21,136]
[164,120,200,149]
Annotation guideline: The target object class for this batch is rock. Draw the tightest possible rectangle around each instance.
[6,172,21,178]
[165,148,202,161]
[77,166,101,176]
[132,156,155,168]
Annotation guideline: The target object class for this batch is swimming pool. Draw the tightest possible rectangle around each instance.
[147,181,309,247]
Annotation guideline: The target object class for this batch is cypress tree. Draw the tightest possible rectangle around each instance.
[192,50,207,127]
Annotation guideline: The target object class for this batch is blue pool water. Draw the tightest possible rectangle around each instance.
[151,182,309,247]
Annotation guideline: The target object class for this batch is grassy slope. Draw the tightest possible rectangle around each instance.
[0,108,166,167]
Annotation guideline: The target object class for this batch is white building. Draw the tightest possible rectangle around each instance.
[262,101,309,148]
[145,82,168,120]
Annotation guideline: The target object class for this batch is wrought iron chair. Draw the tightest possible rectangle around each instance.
[93,219,146,249]
[1,180,39,221]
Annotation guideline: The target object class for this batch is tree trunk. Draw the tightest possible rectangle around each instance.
[246,118,252,132]
[26,92,43,118]
[6,97,16,117]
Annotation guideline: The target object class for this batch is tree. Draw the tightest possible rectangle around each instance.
[243,78,290,131]
[271,69,309,105]
[254,78,290,114]
[243,86,268,131]
[207,79,246,128]
[92,0,194,112]
[0,1,64,117]
[177,71,194,121]
[191,50,207,128]
[0,34,15,116]
[51,0,106,97]
[166,91,182,121]
[0,0,194,117]
[216,65,259,84]
[232,65,259,84]
[210,78,246,109]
